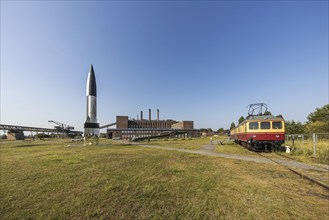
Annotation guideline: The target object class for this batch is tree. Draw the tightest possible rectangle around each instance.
[285,120,305,134]
[305,121,329,133]
[230,122,236,129]
[307,104,329,123]
[238,116,245,124]
[217,128,224,134]
[263,111,272,116]
[305,104,329,133]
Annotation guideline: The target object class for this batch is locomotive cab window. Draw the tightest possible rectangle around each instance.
[249,122,259,130]
[272,121,282,129]
[260,122,270,129]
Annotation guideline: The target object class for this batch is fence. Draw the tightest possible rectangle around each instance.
[285,133,329,157]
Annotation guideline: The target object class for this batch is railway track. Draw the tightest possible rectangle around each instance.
[255,151,329,191]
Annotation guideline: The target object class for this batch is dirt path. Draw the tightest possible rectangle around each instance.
[131,142,328,173]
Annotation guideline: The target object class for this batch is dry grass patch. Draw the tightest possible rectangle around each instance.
[284,139,329,165]
[139,137,210,150]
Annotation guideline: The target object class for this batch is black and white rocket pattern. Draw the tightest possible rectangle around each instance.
[84,64,100,137]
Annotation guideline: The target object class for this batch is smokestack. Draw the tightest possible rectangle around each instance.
[149,109,151,120]
[157,109,159,121]
[140,111,143,120]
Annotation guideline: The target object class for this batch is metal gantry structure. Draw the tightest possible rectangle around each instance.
[48,120,75,131]
[0,124,59,133]
[99,122,116,129]
[0,120,116,140]
[0,121,83,138]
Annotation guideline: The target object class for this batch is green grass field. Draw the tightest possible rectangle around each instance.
[1,139,328,219]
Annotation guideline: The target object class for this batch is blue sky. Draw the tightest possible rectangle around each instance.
[1,1,328,131]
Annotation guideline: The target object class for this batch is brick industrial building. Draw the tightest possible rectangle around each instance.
[107,109,200,139]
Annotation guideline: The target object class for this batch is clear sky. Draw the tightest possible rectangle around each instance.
[1,1,328,132]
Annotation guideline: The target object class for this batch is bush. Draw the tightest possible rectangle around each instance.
[35,133,50,139]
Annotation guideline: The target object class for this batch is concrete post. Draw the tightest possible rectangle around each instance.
[313,133,316,157]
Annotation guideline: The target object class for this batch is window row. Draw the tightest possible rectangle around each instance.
[249,121,282,130]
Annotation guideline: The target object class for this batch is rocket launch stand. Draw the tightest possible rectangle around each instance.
[84,135,99,146]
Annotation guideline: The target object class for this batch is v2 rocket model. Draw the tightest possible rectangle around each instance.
[84,64,100,137]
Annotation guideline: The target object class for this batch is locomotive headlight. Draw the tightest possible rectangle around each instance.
[253,135,257,138]
[276,135,280,138]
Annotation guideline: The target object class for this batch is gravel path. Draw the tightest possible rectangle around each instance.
[131,142,328,172]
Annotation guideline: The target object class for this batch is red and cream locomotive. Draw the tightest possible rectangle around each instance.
[230,104,285,152]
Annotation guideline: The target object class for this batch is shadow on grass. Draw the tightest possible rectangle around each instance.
[66,144,116,148]
[309,192,329,200]
[13,144,47,148]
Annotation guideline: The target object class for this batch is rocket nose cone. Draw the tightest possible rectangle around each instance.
[87,64,97,96]
[90,64,94,74]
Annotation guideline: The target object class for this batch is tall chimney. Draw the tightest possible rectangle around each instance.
[157,109,159,121]
[140,111,143,120]
[149,109,151,120]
